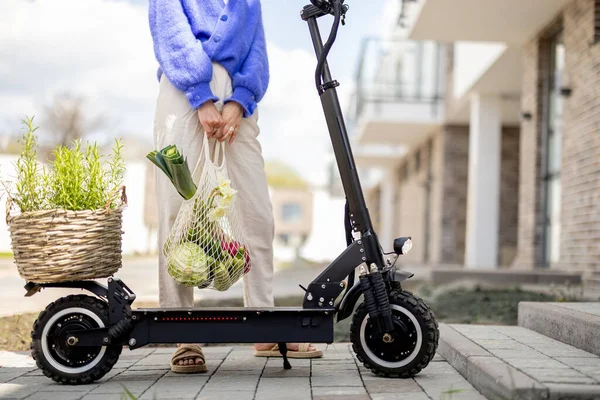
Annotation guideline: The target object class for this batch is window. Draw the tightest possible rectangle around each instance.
[281,203,302,222]
[542,31,564,266]
[415,149,421,172]
[401,164,409,181]
[595,0,600,43]
[279,234,289,246]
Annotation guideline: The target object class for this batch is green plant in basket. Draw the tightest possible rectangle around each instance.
[7,116,127,285]
[14,117,47,212]
[11,116,126,212]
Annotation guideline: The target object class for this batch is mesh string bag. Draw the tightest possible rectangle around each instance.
[164,135,251,291]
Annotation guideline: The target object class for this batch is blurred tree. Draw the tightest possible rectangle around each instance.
[42,92,105,148]
[265,160,308,189]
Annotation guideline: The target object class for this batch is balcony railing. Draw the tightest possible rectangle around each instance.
[349,37,444,127]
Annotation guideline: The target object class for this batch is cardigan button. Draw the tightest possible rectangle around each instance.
[220,15,228,21]
[213,34,222,42]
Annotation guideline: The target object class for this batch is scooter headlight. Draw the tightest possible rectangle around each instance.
[402,239,412,255]
[393,237,413,255]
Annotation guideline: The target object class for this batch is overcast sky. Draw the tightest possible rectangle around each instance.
[0,0,398,186]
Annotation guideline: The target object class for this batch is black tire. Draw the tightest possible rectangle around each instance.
[31,295,122,385]
[350,290,439,378]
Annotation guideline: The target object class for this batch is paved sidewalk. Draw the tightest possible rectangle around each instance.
[0,344,486,400]
[439,324,600,399]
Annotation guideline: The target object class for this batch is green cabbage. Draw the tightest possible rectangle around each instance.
[167,242,214,287]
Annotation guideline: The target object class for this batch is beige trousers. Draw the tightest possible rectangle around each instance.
[153,63,275,309]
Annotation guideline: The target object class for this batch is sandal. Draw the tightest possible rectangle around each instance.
[170,344,208,374]
[254,343,323,359]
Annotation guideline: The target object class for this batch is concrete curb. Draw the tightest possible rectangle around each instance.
[518,302,600,356]
[437,324,491,376]
[438,324,549,400]
[545,384,600,400]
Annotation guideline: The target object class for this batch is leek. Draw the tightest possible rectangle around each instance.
[146,145,197,200]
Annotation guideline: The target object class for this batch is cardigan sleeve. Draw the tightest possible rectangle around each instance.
[149,0,218,109]
[224,9,270,118]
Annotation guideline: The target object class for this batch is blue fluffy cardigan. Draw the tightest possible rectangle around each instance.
[149,0,269,117]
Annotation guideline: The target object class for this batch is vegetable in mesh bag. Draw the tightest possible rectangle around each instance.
[147,145,196,200]
[167,242,214,287]
[213,247,246,291]
[221,240,251,273]
[148,143,252,289]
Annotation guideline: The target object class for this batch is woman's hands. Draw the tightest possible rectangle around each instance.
[197,101,244,144]
[219,102,244,144]
[197,101,225,139]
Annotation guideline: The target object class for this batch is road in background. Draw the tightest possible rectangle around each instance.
[0,257,323,317]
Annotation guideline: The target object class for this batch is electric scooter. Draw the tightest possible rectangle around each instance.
[24,0,439,384]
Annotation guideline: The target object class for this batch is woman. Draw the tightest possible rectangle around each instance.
[149,0,322,373]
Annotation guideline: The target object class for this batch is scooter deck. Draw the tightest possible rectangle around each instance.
[125,307,336,347]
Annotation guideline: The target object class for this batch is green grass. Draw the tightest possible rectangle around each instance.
[428,285,578,325]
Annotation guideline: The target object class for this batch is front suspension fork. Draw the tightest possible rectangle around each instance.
[359,264,394,334]
[343,197,394,333]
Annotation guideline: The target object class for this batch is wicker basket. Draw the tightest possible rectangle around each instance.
[6,187,127,284]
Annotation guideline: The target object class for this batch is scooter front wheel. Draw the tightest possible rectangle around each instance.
[31,294,122,384]
[350,290,439,378]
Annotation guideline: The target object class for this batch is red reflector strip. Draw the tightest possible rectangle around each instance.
[160,316,239,321]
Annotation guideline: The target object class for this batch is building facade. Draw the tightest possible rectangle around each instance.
[270,187,313,263]
[264,162,314,263]
[353,0,600,280]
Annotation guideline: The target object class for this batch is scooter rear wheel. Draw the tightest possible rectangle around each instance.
[350,290,439,378]
[31,294,122,384]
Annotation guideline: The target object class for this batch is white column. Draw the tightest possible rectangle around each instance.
[379,168,397,248]
[465,93,501,269]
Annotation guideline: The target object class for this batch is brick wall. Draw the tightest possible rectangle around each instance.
[499,127,521,266]
[440,125,520,266]
[513,36,548,269]
[391,124,519,267]
[428,131,445,264]
[393,126,469,266]
[515,0,600,272]
[396,148,428,263]
[559,0,600,271]
[394,129,457,265]
[440,125,469,264]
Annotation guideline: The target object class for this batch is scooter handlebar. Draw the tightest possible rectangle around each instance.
[310,0,330,10]
[307,0,348,93]
[310,0,345,16]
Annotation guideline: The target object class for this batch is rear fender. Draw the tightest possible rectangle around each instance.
[24,281,108,298]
